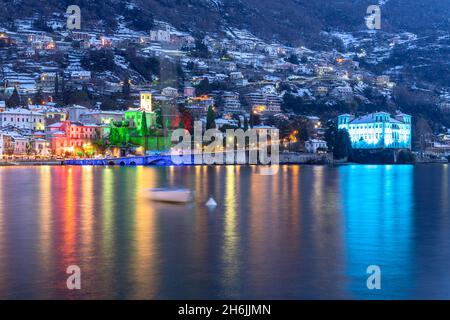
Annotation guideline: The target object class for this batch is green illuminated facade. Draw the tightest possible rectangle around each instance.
[109,108,172,151]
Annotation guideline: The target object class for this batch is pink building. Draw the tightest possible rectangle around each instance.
[46,121,101,155]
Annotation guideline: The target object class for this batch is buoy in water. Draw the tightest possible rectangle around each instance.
[205,197,217,207]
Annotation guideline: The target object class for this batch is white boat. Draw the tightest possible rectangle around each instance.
[146,188,194,204]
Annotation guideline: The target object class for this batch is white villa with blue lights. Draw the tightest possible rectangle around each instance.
[338,112,412,150]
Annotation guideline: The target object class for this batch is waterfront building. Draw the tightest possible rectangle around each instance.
[30,138,50,156]
[12,135,27,155]
[0,108,45,131]
[305,139,328,153]
[0,130,49,157]
[46,121,101,155]
[0,133,14,158]
[338,112,412,150]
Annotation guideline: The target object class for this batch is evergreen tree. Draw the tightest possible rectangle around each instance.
[178,118,185,129]
[6,87,20,108]
[54,73,59,97]
[191,38,210,58]
[243,117,249,131]
[34,89,43,105]
[61,74,67,101]
[82,83,89,95]
[141,111,149,136]
[249,112,261,128]
[334,129,352,160]
[122,75,131,100]
[206,106,216,130]
[195,78,210,96]
[287,54,299,65]
[155,107,163,129]
[325,120,352,160]
[109,127,121,145]
[232,114,241,128]
[141,111,149,152]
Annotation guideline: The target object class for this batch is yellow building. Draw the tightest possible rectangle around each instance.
[140,92,153,113]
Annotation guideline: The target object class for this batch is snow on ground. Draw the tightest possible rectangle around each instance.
[330,32,359,49]
[114,56,129,70]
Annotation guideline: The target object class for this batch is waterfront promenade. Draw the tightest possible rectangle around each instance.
[64,152,332,166]
[0,152,332,166]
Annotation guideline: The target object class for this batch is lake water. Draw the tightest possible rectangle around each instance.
[0,164,449,299]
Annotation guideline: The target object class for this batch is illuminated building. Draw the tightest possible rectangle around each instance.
[12,135,27,155]
[38,72,58,93]
[0,133,14,158]
[184,86,196,98]
[140,92,153,112]
[99,37,113,48]
[305,139,328,153]
[124,92,156,133]
[46,121,101,155]
[0,108,46,131]
[245,92,282,116]
[45,40,56,50]
[28,105,67,125]
[0,31,13,46]
[338,112,412,150]
[0,130,50,158]
[30,139,50,156]
[109,92,173,151]
[186,95,215,118]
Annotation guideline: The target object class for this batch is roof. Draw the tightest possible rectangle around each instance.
[346,112,410,125]
[1,108,44,115]
[68,105,87,110]
[47,122,64,127]
[306,139,327,143]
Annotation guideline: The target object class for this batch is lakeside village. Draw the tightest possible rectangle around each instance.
[0,19,448,165]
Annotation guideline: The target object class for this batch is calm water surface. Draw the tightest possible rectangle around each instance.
[0,164,449,299]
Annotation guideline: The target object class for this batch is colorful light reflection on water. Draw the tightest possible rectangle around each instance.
[0,164,449,299]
